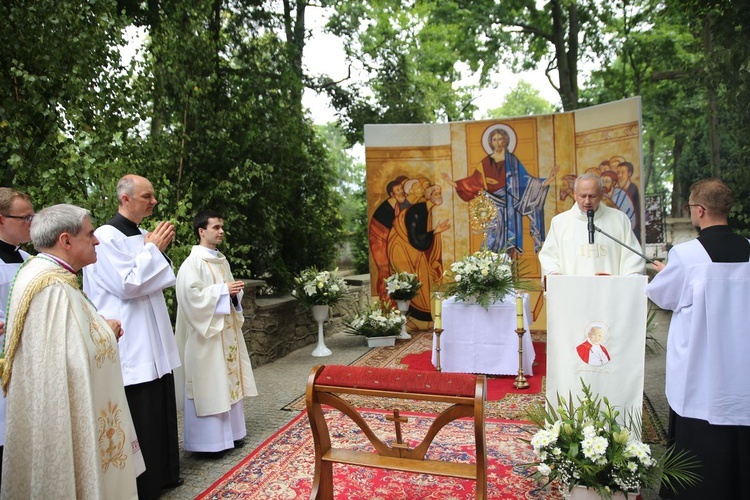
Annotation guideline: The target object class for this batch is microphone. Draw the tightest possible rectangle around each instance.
[587,209,595,244]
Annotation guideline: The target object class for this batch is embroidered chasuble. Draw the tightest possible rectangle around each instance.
[175,246,257,418]
[1,257,144,499]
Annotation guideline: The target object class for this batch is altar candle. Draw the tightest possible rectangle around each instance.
[516,295,524,330]
[433,297,442,329]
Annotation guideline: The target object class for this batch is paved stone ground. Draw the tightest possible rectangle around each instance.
[162,309,672,499]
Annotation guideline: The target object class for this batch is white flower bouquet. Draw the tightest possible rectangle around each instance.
[441,250,515,308]
[524,380,700,499]
[291,267,348,307]
[346,300,405,338]
[385,271,422,301]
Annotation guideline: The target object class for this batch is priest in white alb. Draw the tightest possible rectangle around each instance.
[175,210,257,454]
[1,204,144,499]
[538,173,644,277]
[82,175,182,498]
[0,187,34,486]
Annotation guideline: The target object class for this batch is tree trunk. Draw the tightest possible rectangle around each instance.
[282,0,306,106]
[671,135,685,217]
[644,136,655,190]
[551,0,579,110]
[703,14,721,176]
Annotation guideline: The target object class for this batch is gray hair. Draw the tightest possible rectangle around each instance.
[31,204,90,251]
[116,176,137,205]
[574,173,603,193]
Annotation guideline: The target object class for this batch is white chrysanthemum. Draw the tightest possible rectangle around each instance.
[531,429,556,450]
[537,463,552,476]
[581,435,608,460]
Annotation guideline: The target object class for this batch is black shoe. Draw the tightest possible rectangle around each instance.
[233,439,246,448]
[193,450,227,459]
[163,477,184,489]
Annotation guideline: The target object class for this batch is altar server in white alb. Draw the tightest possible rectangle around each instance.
[1,204,144,499]
[538,173,644,277]
[0,188,33,487]
[647,179,750,499]
[175,210,257,454]
[83,175,182,499]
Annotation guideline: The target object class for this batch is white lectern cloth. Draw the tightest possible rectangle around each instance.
[546,275,647,433]
[431,295,535,375]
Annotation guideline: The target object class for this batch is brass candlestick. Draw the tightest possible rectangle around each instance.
[433,327,443,372]
[513,326,530,389]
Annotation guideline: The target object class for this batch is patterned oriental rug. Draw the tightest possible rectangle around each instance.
[283,332,666,445]
[197,409,567,500]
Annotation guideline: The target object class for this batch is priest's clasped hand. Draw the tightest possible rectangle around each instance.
[145,220,176,252]
[103,318,124,342]
[227,280,245,296]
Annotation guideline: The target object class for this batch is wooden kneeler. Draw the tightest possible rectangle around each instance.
[305,365,487,499]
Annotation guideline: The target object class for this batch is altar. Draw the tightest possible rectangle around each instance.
[431,295,535,375]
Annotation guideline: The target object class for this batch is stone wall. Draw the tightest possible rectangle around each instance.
[240,275,371,368]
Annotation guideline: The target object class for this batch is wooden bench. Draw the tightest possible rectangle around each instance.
[305,364,487,499]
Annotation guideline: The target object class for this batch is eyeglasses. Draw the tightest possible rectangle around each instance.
[682,203,705,212]
[3,214,34,223]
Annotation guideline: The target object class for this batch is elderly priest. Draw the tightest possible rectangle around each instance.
[1,204,144,499]
[538,173,644,276]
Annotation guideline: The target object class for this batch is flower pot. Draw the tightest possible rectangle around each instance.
[310,305,332,357]
[568,485,639,500]
[311,304,329,322]
[366,336,397,348]
[395,300,411,339]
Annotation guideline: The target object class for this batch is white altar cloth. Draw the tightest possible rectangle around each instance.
[431,295,535,375]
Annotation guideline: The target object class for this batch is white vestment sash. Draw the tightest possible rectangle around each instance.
[546,275,647,435]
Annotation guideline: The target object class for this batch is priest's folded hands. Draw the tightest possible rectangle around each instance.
[104,318,124,341]
[228,280,245,296]
[144,220,176,252]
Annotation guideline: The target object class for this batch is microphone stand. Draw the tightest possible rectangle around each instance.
[594,225,655,264]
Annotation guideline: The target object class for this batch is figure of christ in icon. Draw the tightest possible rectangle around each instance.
[443,124,559,255]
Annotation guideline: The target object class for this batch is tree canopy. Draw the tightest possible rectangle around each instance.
[2,0,749,295]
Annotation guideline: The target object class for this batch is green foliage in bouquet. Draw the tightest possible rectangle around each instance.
[345,300,405,338]
[291,267,348,307]
[523,380,700,499]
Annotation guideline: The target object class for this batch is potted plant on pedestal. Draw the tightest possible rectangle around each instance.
[384,271,422,340]
[523,380,700,499]
[292,267,348,357]
[346,300,405,348]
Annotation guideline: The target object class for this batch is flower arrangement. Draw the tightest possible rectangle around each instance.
[291,267,348,307]
[524,380,700,499]
[441,250,516,308]
[346,300,405,338]
[385,271,422,301]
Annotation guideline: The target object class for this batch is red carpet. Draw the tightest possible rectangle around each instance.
[400,341,546,401]
[197,409,565,499]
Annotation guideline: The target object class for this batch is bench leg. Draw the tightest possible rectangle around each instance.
[310,460,333,500]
